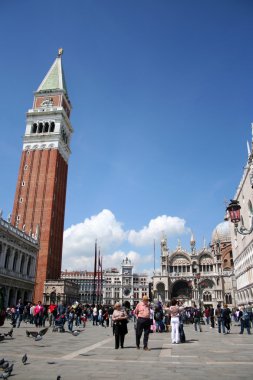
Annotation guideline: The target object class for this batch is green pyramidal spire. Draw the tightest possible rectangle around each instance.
[36,48,68,95]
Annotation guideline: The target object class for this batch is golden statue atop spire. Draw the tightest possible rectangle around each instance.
[58,48,63,57]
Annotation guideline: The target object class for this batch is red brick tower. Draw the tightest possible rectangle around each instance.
[11,49,73,302]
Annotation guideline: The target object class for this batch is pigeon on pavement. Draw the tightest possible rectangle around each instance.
[1,362,9,370]
[4,363,13,376]
[4,328,13,338]
[22,353,27,365]
[0,371,10,379]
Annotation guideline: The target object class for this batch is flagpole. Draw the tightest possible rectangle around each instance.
[97,248,101,305]
[154,239,156,272]
[92,240,97,306]
[101,255,103,305]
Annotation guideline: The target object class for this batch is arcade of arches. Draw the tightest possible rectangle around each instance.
[153,236,236,308]
[0,217,38,308]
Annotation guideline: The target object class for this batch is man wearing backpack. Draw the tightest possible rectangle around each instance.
[154,307,164,332]
[215,304,226,334]
[193,305,202,332]
[239,306,251,335]
[222,304,231,334]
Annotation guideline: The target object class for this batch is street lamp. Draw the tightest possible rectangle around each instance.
[226,199,253,235]
[195,273,202,309]
[193,271,203,332]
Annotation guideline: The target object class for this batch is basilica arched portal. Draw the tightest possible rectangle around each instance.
[156,282,166,302]
[171,280,192,302]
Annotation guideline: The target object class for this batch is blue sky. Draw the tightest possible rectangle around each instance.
[0,0,253,274]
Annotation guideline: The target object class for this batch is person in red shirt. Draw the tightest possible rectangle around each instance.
[134,295,151,351]
[48,303,57,326]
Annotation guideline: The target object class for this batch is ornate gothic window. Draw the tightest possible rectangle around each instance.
[203,291,212,302]
[225,293,232,304]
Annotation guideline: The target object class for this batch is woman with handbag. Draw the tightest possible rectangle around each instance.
[112,302,128,349]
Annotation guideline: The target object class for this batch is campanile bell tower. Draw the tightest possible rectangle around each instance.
[12,49,73,302]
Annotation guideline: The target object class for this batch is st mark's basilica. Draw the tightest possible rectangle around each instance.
[153,219,236,308]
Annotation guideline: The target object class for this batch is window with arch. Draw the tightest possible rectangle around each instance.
[38,122,43,133]
[5,247,11,269]
[225,293,232,304]
[20,255,25,274]
[50,122,55,132]
[44,122,49,133]
[248,200,253,215]
[203,291,212,302]
[27,257,31,276]
[13,251,18,271]
[32,123,37,133]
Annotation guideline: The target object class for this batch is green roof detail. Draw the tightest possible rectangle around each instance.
[36,56,68,95]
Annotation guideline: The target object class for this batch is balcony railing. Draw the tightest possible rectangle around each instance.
[0,267,35,282]
[0,218,38,246]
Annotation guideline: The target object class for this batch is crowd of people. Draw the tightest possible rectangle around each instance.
[1,297,252,350]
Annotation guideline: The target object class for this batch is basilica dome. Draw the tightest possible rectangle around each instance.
[211,221,231,243]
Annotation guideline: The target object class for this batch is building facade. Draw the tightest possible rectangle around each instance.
[61,258,149,307]
[153,222,236,308]
[61,270,103,305]
[103,258,149,307]
[43,279,79,306]
[228,124,253,306]
[0,214,39,308]
[11,50,73,302]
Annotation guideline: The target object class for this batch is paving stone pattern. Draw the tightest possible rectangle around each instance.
[0,320,252,380]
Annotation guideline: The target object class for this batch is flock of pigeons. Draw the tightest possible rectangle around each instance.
[0,355,25,378]
[0,324,84,378]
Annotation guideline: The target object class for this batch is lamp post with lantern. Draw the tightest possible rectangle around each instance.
[226,199,253,235]
[193,270,203,332]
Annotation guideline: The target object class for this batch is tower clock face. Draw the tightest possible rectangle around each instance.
[123,288,131,297]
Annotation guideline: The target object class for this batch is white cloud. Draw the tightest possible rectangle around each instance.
[128,215,189,246]
[62,209,126,268]
[62,210,190,272]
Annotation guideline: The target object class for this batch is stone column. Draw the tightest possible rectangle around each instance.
[0,244,7,267]
[4,287,10,308]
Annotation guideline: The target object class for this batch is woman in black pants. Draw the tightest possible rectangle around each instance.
[112,303,128,349]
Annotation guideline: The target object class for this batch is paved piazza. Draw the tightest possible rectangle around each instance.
[0,320,252,379]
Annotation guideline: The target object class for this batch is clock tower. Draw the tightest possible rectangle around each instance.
[11,50,73,302]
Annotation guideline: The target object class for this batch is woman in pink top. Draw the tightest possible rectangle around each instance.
[164,299,184,344]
